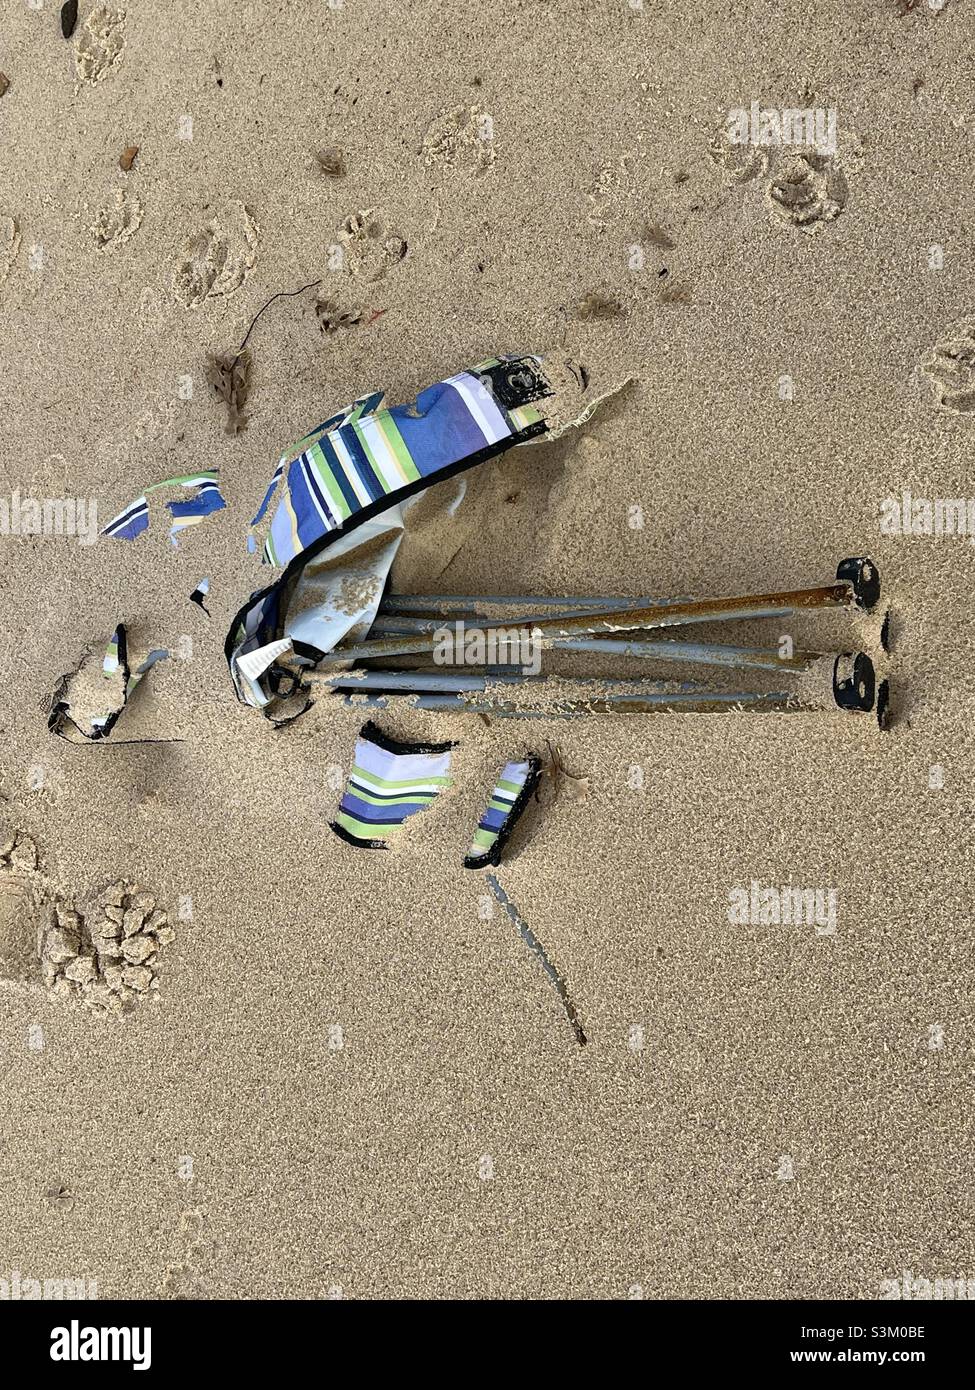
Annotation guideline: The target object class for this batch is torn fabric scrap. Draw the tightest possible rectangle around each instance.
[190,578,210,614]
[464,757,541,868]
[48,624,168,742]
[102,470,226,544]
[331,722,454,849]
[227,354,617,717]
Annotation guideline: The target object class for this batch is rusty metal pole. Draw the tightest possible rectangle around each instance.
[311,558,880,668]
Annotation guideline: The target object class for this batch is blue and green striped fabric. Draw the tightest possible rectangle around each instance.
[464,757,541,868]
[230,355,553,710]
[102,471,226,544]
[331,723,455,849]
[249,359,549,567]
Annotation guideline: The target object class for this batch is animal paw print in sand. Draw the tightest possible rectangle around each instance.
[711,125,856,233]
[89,189,143,249]
[0,833,47,991]
[159,1209,215,1299]
[0,216,20,289]
[173,200,259,308]
[764,149,849,230]
[337,209,407,282]
[922,319,975,414]
[420,104,495,175]
[39,881,176,1018]
[74,6,127,86]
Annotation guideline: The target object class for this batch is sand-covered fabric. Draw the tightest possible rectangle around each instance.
[332,723,454,848]
[464,757,540,868]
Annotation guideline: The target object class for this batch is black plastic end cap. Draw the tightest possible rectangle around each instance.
[833,651,876,712]
[836,556,881,611]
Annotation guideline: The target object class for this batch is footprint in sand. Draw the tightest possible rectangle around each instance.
[0,215,20,288]
[764,149,849,230]
[708,130,769,184]
[159,1209,216,1299]
[74,6,126,86]
[922,319,975,414]
[0,836,177,1017]
[173,200,259,308]
[89,188,143,249]
[0,833,47,993]
[336,208,407,282]
[586,152,639,231]
[420,104,495,175]
[38,880,176,1017]
[711,125,858,232]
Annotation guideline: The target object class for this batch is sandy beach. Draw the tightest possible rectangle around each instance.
[1,0,974,1300]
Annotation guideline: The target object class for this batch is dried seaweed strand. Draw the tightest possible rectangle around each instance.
[485,872,586,1046]
[237,277,322,354]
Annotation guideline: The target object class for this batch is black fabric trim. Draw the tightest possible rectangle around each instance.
[290,640,325,662]
[463,755,543,870]
[358,719,456,757]
[329,820,388,851]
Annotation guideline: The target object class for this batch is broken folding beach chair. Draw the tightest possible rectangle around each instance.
[297,555,887,729]
[52,352,890,1049]
[56,354,891,736]
[216,351,888,730]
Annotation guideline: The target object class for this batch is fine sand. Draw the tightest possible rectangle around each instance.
[1,1,974,1299]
